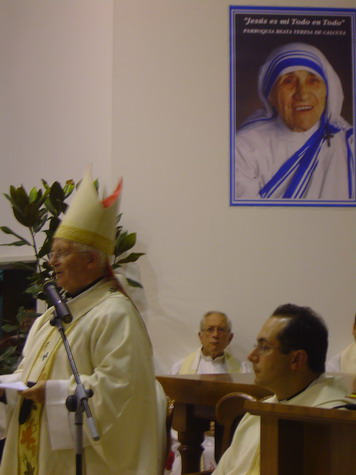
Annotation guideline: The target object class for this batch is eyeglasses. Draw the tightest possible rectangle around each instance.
[252,343,281,354]
[48,250,86,261]
[201,327,230,335]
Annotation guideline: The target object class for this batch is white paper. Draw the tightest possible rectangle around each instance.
[0,381,28,391]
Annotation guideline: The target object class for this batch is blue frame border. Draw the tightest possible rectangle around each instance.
[229,6,356,207]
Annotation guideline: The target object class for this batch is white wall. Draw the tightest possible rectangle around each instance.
[112,0,356,373]
[0,0,113,259]
[0,0,355,374]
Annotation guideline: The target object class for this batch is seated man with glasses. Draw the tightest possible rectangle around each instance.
[170,311,249,375]
[168,311,249,473]
[213,303,352,475]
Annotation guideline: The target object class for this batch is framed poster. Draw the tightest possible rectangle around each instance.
[230,6,356,207]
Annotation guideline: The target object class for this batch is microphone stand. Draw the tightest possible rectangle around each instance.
[50,310,100,475]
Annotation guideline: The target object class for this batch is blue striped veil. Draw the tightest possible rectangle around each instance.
[241,43,355,199]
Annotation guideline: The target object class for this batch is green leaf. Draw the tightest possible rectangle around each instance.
[126,277,143,288]
[116,229,127,240]
[8,186,41,227]
[12,199,43,228]
[0,346,17,360]
[28,187,39,203]
[48,215,61,233]
[0,226,31,245]
[116,252,145,264]
[50,181,65,203]
[12,207,30,227]
[47,181,67,216]
[37,239,52,259]
[10,185,29,209]
[3,192,13,205]
[23,202,42,228]
[25,282,44,300]
[33,209,49,233]
[115,232,137,255]
[38,187,50,207]
[1,323,17,333]
[44,197,57,216]
[0,239,29,247]
[0,225,17,234]
[63,180,75,198]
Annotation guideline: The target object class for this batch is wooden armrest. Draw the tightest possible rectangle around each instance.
[215,392,257,458]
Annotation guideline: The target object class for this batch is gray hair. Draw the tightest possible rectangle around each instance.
[200,311,232,332]
[71,241,108,271]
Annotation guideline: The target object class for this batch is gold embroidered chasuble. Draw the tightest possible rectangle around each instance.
[0,278,165,475]
[178,349,242,374]
[18,317,82,475]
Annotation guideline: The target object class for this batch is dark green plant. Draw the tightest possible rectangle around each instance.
[1,179,145,300]
[0,346,18,375]
[112,213,145,287]
[0,306,39,374]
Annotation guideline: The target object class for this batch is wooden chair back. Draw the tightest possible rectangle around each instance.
[187,392,257,475]
[215,391,257,459]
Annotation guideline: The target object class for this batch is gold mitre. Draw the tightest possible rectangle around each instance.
[54,169,122,255]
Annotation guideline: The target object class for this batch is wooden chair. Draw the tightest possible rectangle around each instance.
[187,392,256,475]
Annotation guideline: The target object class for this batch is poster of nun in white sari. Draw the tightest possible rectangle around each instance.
[230,6,356,207]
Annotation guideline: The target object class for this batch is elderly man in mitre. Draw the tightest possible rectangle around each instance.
[0,170,166,475]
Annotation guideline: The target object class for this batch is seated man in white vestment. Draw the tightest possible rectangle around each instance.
[168,311,250,473]
[0,170,166,475]
[213,303,352,475]
[326,314,356,374]
[235,42,355,201]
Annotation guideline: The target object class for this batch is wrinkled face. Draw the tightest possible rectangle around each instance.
[49,238,93,294]
[248,316,293,394]
[269,70,327,132]
[199,313,233,359]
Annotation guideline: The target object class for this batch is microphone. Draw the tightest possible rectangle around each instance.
[43,281,73,324]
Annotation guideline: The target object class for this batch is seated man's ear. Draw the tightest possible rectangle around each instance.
[290,349,308,369]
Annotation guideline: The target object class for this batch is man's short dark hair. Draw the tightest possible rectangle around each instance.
[271,303,328,373]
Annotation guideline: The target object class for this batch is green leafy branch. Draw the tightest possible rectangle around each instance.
[1,179,145,299]
[112,216,145,288]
